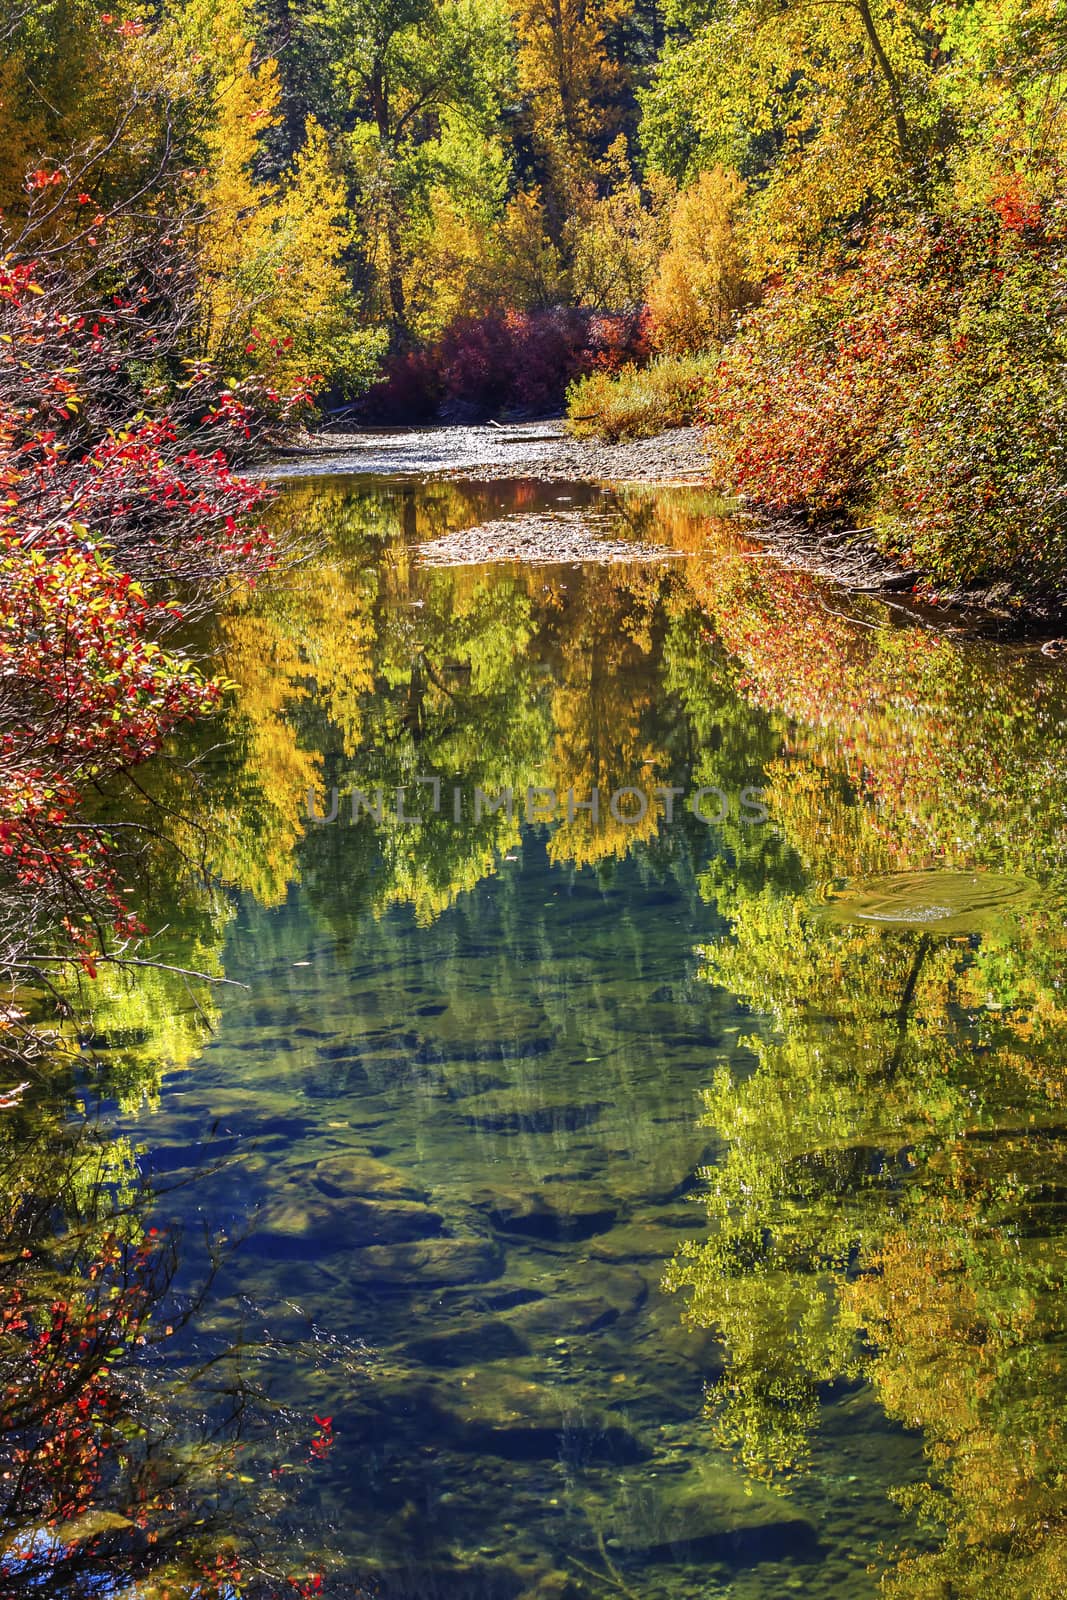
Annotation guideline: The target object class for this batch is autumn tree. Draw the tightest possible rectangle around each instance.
[511,0,635,223]
[183,0,382,390]
[647,164,754,350]
[641,0,938,264]
[311,0,514,330]
[567,135,672,309]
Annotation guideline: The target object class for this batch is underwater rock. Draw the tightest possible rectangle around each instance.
[459,1096,607,1134]
[587,1220,703,1263]
[515,1572,580,1600]
[315,1040,373,1060]
[503,1292,621,1337]
[344,1236,506,1286]
[409,1370,650,1463]
[354,1552,531,1600]
[481,1285,546,1312]
[503,1265,647,1337]
[400,1317,531,1367]
[247,1195,346,1254]
[413,1034,558,1064]
[576,1263,649,1317]
[252,1188,443,1251]
[591,1461,819,1563]
[344,1195,446,1246]
[469,1181,617,1240]
[310,1151,431,1202]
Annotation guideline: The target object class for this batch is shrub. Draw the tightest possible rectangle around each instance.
[437,314,519,413]
[704,191,1067,593]
[566,353,716,441]
[360,347,441,422]
[0,238,277,979]
[362,309,649,423]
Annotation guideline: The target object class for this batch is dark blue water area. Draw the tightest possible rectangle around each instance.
[111,819,925,1600]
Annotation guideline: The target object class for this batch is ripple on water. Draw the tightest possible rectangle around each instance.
[819,868,1040,934]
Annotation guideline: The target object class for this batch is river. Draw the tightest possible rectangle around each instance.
[30,458,1067,1597]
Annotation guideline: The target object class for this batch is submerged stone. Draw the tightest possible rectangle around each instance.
[504,1292,621,1337]
[469,1181,617,1240]
[588,1220,702,1263]
[459,1095,607,1134]
[504,1264,647,1338]
[344,1195,445,1245]
[344,1236,505,1286]
[310,1151,430,1202]
[249,1196,345,1254]
[401,1317,531,1367]
[592,1461,819,1563]
[409,1370,650,1463]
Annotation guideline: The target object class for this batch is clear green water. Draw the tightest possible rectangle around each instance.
[76,474,1067,1597]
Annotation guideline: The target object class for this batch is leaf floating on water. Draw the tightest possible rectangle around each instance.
[819,869,1040,935]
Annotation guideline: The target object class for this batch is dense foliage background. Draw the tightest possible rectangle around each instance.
[2,1,1065,587]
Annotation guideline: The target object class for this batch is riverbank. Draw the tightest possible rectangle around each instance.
[267,420,710,484]
[273,423,1063,634]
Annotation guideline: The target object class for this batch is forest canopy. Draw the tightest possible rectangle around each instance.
[4,4,1058,351]
[1,3,1065,578]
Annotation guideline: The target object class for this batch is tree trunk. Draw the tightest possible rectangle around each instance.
[855,0,911,163]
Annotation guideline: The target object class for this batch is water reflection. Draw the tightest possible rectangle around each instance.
[665,504,1067,1598]
[0,1041,359,1598]
[64,473,1067,1596]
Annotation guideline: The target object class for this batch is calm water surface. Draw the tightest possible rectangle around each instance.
[81,472,1067,1597]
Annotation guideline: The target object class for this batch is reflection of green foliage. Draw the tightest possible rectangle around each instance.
[22,472,1067,1593]
[671,761,1067,1587]
[657,513,1067,1590]
[673,891,1067,1581]
[70,759,234,1109]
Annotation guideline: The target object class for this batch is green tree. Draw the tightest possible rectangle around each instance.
[313,0,515,329]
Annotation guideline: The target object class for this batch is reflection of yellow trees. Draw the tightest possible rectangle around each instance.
[547,562,669,868]
[615,480,1067,880]
[662,508,1067,1591]
[642,482,1067,1590]
[671,883,1067,1590]
[850,1192,1067,1600]
[217,608,322,906]
[226,475,1067,919]
[86,947,226,1110]
[216,479,549,920]
[213,481,716,914]
[74,771,234,1107]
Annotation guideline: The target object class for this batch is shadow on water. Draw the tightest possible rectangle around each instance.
[32,472,1067,1597]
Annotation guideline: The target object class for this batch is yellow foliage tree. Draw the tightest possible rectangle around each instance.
[489,188,567,310]
[402,187,494,339]
[567,137,674,309]
[0,55,44,216]
[193,0,377,391]
[511,0,633,212]
[647,165,755,353]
